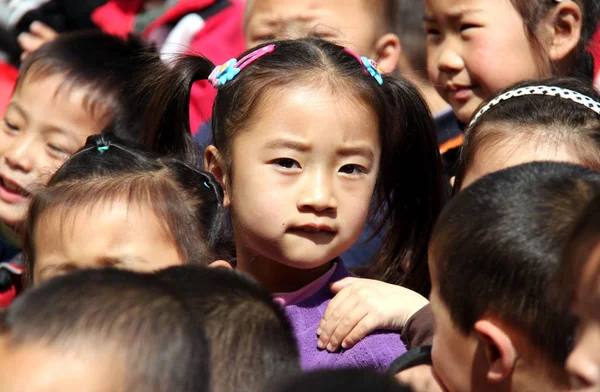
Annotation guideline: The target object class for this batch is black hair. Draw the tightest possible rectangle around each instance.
[432,161,600,365]
[142,38,445,296]
[455,77,600,191]
[14,30,183,155]
[0,268,209,392]
[155,265,300,392]
[509,0,600,79]
[22,133,234,286]
[267,369,413,392]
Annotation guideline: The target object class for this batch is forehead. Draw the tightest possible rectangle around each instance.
[425,0,510,15]
[245,0,377,28]
[0,338,121,392]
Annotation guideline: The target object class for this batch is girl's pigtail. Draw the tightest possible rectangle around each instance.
[365,77,446,297]
[138,55,216,166]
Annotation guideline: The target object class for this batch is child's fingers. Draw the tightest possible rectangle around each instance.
[317,292,358,348]
[340,312,381,350]
[325,304,370,352]
[318,286,352,335]
[329,276,359,293]
[29,21,58,40]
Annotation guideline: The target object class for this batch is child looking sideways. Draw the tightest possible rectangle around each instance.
[0,30,176,301]
[425,0,600,124]
[144,38,445,370]
[22,133,228,286]
[0,268,209,392]
[427,162,600,392]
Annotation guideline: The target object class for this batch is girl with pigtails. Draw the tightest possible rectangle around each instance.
[142,38,446,370]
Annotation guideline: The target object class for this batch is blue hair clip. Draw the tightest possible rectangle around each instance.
[361,57,383,85]
[203,181,211,189]
[209,44,276,87]
[97,145,110,153]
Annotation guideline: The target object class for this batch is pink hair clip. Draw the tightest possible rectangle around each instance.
[209,44,276,87]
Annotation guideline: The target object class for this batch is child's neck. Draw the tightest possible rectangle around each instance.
[235,247,334,293]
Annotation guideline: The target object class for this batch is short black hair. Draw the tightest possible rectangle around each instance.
[0,268,209,392]
[431,162,600,365]
[156,266,300,392]
[396,0,428,77]
[268,368,413,392]
[22,134,233,286]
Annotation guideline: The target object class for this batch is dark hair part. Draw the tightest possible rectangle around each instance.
[156,265,300,392]
[142,38,445,296]
[510,0,600,78]
[557,192,600,302]
[432,162,600,365]
[15,30,185,156]
[0,268,209,392]
[22,133,232,285]
[268,369,413,392]
[455,77,600,191]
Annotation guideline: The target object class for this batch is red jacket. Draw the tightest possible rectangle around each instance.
[92,0,246,133]
[0,62,18,117]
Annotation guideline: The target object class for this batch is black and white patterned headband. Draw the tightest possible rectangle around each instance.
[469,85,600,127]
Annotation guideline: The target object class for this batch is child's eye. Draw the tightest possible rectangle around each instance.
[273,158,300,170]
[47,144,69,157]
[339,164,365,175]
[2,119,18,132]
[460,24,480,32]
[425,27,440,36]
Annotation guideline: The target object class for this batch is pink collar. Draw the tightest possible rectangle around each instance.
[273,262,338,307]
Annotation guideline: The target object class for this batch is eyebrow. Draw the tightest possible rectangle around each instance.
[5,102,27,119]
[424,8,484,22]
[264,139,311,152]
[337,146,375,162]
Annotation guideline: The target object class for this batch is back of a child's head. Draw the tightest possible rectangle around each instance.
[23,133,231,285]
[16,30,164,145]
[156,265,300,392]
[455,77,600,190]
[0,268,209,392]
[144,38,445,295]
[268,369,413,392]
[431,161,600,366]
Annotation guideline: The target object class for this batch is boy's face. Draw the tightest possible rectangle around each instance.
[0,338,120,392]
[566,241,600,391]
[0,74,105,226]
[33,200,184,284]
[245,0,381,59]
[428,258,494,392]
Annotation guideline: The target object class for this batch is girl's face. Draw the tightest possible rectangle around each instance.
[33,200,183,284]
[0,74,104,226]
[219,84,380,281]
[425,0,547,123]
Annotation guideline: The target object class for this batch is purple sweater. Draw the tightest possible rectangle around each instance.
[284,262,407,371]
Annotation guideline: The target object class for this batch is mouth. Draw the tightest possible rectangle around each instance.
[0,176,30,199]
[447,83,474,101]
[288,223,337,235]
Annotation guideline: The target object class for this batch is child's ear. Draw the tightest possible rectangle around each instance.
[208,260,233,269]
[373,33,401,74]
[204,145,231,207]
[474,320,518,383]
[546,1,582,64]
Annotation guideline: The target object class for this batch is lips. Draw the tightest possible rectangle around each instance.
[289,223,336,234]
[0,175,30,203]
[447,83,474,101]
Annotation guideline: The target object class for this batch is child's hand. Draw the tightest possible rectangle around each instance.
[18,21,58,60]
[395,365,444,392]
[317,277,428,352]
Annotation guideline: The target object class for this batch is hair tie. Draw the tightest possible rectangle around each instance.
[209,44,275,87]
[469,85,600,126]
[97,145,110,153]
[344,48,383,85]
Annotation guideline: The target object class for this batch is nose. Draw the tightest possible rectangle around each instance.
[566,337,600,389]
[297,169,337,213]
[436,40,464,74]
[3,133,34,173]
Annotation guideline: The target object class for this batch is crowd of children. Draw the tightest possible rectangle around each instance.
[0,0,600,391]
